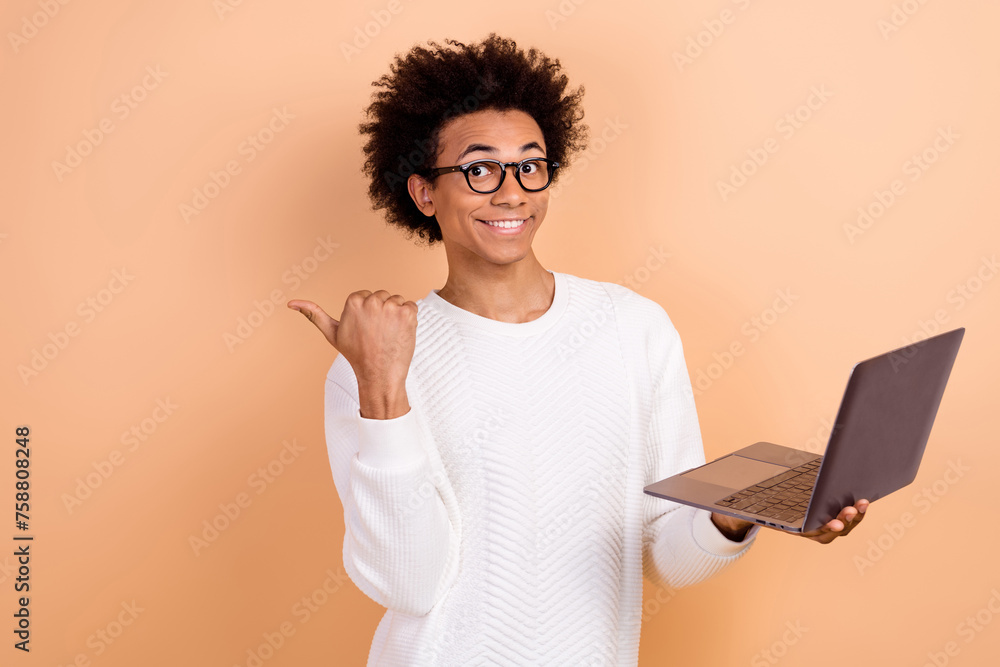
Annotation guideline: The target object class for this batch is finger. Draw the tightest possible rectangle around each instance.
[840,501,870,528]
[802,518,843,538]
[799,528,835,543]
[287,300,339,347]
[804,505,869,542]
[802,523,841,544]
[838,506,859,526]
[843,500,869,532]
[372,292,407,307]
[801,505,873,542]
[371,292,417,316]
[828,510,859,533]
[821,518,845,533]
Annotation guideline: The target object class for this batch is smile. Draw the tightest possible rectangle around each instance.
[478,218,526,229]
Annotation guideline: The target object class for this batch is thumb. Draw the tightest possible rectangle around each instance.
[287,299,339,348]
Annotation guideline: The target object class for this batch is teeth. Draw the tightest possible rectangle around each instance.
[483,219,525,229]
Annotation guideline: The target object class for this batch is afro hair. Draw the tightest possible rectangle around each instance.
[358,33,588,245]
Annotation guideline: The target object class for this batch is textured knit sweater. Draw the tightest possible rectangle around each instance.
[324,270,758,666]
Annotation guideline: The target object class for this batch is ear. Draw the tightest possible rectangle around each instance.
[407,173,436,217]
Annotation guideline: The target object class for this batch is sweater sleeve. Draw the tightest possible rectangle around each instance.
[640,309,759,589]
[324,354,461,616]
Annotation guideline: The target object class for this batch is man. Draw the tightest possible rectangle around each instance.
[289,33,866,666]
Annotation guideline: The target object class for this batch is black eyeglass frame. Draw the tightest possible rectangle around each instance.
[426,157,560,194]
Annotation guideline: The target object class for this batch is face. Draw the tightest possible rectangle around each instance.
[407,109,551,272]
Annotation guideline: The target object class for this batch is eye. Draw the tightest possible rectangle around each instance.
[519,161,539,174]
[467,162,496,179]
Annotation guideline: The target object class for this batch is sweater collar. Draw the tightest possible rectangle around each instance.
[420,271,569,337]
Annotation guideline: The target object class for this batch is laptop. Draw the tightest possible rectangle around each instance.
[644,327,965,533]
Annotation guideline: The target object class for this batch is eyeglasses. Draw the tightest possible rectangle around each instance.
[426,157,560,194]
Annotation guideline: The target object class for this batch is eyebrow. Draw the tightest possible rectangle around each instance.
[455,141,545,162]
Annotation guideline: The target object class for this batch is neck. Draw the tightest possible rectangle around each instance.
[436,253,554,323]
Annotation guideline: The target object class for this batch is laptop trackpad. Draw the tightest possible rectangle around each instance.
[682,455,787,490]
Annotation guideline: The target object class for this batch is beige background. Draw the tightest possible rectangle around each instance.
[3,1,998,665]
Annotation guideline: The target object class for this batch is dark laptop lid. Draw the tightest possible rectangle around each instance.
[802,327,965,531]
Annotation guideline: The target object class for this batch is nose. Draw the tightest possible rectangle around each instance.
[490,164,528,205]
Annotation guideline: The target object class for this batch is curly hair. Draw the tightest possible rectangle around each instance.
[358,33,588,245]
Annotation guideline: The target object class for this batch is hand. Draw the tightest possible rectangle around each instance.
[288,290,418,419]
[797,499,869,544]
[711,499,869,545]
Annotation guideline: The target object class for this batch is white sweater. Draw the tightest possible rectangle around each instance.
[324,270,758,666]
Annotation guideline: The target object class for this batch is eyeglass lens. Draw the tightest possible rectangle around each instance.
[467,160,551,193]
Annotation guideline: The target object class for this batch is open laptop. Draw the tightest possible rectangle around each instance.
[644,327,965,533]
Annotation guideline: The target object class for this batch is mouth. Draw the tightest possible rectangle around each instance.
[478,217,528,231]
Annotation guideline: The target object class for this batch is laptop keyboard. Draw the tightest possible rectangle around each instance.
[715,459,822,523]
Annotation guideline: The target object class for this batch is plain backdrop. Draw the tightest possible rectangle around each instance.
[3,1,998,665]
